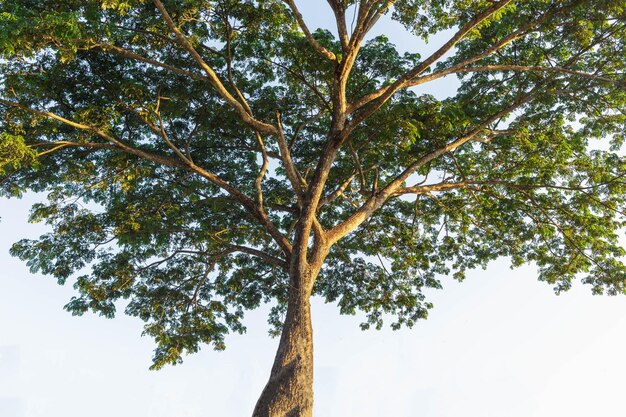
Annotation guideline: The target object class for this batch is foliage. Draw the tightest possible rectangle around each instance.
[1,0,625,369]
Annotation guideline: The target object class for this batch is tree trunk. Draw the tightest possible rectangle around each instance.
[252,278,314,417]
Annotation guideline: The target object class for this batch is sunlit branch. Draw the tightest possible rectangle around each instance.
[29,141,117,156]
[361,1,396,34]
[410,65,624,89]
[254,131,270,209]
[282,0,337,61]
[308,216,329,280]
[277,113,306,206]
[318,172,357,208]
[326,92,535,245]
[395,179,626,197]
[326,0,350,51]
[152,0,278,136]
[346,0,514,116]
[105,42,279,248]
[100,44,209,82]
[0,98,292,256]
[347,0,588,118]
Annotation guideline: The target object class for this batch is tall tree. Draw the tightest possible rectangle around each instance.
[1,0,625,415]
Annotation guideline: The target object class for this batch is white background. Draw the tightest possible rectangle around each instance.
[2,2,626,416]
[3,195,626,417]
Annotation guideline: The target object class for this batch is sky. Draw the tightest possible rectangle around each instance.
[2,2,626,417]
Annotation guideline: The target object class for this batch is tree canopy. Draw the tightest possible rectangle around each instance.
[1,1,625,412]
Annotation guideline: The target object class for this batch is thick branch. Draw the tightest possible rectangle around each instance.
[327,0,350,51]
[326,93,534,244]
[346,0,514,116]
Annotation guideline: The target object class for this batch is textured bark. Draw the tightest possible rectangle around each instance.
[252,277,314,417]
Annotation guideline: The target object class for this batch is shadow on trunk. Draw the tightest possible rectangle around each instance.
[252,284,314,417]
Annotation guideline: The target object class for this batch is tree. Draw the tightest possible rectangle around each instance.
[1,0,625,415]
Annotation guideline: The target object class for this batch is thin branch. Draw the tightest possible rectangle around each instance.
[227,244,288,270]
[154,97,192,164]
[263,57,331,112]
[277,112,306,206]
[326,92,535,245]
[137,250,193,272]
[223,16,256,116]
[414,65,624,87]
[290,109,326,149]
[29,140,117,154]
[221,20,270,209]
[254,131,270,209]
[347,0,514,115]
[516,189,617,280]
[152,0,277,136]
[0,98,173,166]
[99,44,208,82]
[395,178,626,198]
[348,141,367,191]
[318,172,357,208]
[190,248,235,310]
[0,98,292,256]
[113,24,222,56]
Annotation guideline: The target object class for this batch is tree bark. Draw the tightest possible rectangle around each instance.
[252,275,314,417]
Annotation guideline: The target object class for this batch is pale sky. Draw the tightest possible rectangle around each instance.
[2,3,626,417]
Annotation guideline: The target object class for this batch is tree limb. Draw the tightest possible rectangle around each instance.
[318,172,357,208]
[277,113,306,206]
[346,0,514,116]
[152,0,278,136]
[282,0,337,61]
[99,43,209,82]
[227,244,289,270]
[411,65,624,88]
[326,92,535,245]
[395,178,626,197]
[347,0,570,115]
[0,98,293,256]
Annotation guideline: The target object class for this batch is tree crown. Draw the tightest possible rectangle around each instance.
[1,0,625,368]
